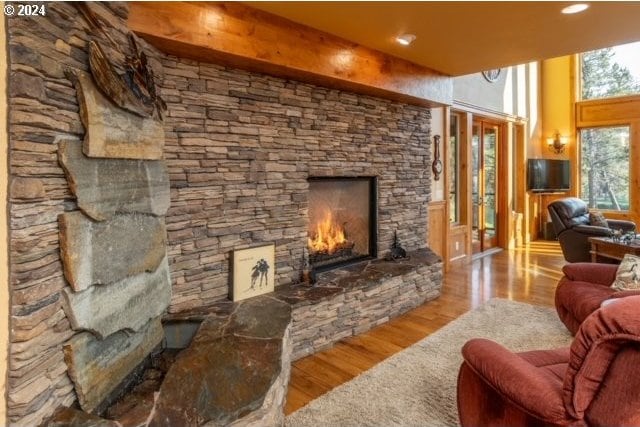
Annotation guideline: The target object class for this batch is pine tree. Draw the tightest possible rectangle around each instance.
[582,48,638,100]
[580,47,638,209]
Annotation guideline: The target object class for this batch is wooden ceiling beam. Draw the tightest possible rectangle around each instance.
[128,2,452,107]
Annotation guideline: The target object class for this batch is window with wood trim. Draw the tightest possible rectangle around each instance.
[579,126,630,211]
[578,41,638,211]
[580,41,640,101]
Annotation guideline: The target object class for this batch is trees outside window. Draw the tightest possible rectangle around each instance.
[581,42,640,100]
[579,44,639,210]
[580,126,629,210]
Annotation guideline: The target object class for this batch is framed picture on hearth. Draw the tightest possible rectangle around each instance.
[230,243,275,302]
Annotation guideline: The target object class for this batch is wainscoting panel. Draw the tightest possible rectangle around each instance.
[427,201,447,259]
[448,225,468,266]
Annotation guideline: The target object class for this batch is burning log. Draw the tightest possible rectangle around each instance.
[308,211,349,254]
[309,241,355,265]
[308,211,362,266]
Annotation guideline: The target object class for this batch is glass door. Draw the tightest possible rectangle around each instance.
[472,121,499,254]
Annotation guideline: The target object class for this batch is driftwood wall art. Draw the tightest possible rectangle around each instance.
[88,40,155,118]
[77,2,166,120]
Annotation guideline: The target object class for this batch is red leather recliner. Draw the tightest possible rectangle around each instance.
[457,295,640,427]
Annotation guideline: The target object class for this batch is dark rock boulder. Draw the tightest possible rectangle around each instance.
[150,296,292,426]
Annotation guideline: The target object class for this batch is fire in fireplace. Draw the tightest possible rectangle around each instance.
[307,177,377,271]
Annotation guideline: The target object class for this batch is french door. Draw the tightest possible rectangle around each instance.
[471,121,499,254]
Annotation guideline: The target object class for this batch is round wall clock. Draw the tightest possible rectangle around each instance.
[482,69,502,83]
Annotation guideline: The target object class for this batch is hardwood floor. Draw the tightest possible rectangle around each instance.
[285,241,566,414]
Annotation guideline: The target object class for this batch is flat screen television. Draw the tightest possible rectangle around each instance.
[527,159,570,193]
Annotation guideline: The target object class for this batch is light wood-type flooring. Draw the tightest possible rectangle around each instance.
[285,241,566,414]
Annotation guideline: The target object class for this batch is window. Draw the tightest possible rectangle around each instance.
[581,41,640,100]
[449,113,460,223]
[580,126,630,211]
[579,42,637,211]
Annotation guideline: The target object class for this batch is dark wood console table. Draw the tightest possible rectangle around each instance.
[589,236,640,263]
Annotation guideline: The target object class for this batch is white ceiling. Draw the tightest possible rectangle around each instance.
[249,1,640,76]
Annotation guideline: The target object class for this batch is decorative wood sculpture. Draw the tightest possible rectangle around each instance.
[432,135,443,181]
[75,3,166,120]
[88,40,155,118]
[75,2,117,47]
[125,34,167,119]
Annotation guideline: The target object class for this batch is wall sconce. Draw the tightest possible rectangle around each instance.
[547,132,569,154]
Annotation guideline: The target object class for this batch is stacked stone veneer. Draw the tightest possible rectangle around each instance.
[6,3,172,425]
[6,2,433,425]
[281,249,442,360]
[162,57,432,313]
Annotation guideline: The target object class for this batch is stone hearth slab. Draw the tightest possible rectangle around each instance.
[58,211,167,291]
[73,72,165,160]
[58,139,170,221]
[62,257,171,339]
[52,249,441,426]
[48,407,118,427]
[63,318,164,414]
[150,297,292,426]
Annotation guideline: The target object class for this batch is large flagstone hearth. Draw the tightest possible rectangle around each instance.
[49,250,441,426]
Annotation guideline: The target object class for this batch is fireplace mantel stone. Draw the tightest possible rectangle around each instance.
[50,249,441,425]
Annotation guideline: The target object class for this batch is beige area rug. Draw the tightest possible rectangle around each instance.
[285,298,573,427]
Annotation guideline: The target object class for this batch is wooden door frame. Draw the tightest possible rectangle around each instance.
[497,121,510,249]
[471,118,504,253]
[461,112,474,258]
[446,103,527,268]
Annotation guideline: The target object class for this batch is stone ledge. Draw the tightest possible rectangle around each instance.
[275,248,443,360]
[163,248,442,362]
[150,297,292,426]
[51,249,441,426]
[274,248,441,307]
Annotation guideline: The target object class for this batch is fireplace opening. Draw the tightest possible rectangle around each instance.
[308,177,377,271]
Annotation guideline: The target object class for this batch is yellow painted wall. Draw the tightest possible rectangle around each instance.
[541,56,574,163]
[0,7,9,423]
[538,55,640,229]
[527,62,542,159]
[529,55,576,239]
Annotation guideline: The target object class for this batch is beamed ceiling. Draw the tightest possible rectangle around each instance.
[248,1,640,76]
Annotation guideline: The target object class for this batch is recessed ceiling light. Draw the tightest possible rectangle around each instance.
[561,3,589,14]
[396,34,416,46]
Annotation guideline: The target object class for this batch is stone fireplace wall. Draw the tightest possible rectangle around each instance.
[6,2,432,425]
[5,3,169,425]
[162,59,432,313]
